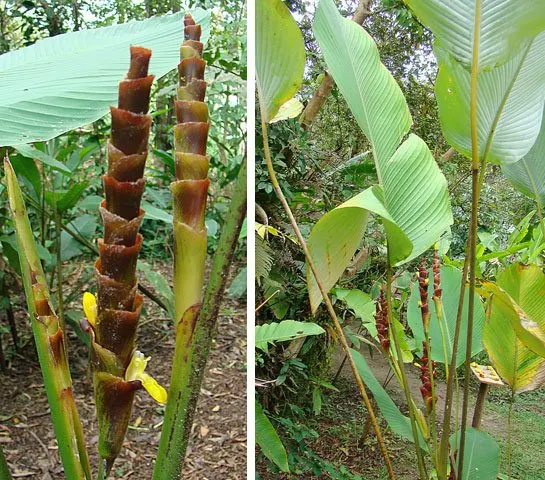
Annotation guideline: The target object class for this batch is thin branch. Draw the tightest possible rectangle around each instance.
[259,91,396,478]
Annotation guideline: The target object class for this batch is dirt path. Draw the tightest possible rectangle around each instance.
[0,265,246,479]
[334,345,506,439]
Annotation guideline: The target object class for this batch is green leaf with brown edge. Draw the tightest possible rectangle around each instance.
[256,0,305,122]
[480,263,545,393]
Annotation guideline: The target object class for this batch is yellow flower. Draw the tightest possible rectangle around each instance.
[126,351,167,404]
[83,292,97,327]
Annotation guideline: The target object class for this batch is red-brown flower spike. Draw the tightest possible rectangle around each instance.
[432,247,442,299]
[417,257,430,330]
[375,290,390,351]
[90,45,160,474]
[172,14,211,322]
[419,341,437,412]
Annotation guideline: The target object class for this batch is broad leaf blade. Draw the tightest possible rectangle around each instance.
[435,33,545,165]
[0,9,210,146]
[502,105,545,203]
[307,136,452,312]
[314,0,411,171]
[482,264,545,393]
[256,0,305,122]
[255,401,289,472]
[255,320,325,352]
[405,0,545,70]
[450,428,500,480]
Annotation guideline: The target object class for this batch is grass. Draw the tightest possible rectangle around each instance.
[483,389,545,480]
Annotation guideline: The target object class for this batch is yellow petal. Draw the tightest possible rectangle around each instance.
[83,292,97,327]
[125,351,149,382]
[140,373,168,403]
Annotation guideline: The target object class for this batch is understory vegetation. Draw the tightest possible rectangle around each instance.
[0,1,246,478]
[256,1,545,479]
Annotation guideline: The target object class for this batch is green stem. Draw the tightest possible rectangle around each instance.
[97,456,106,480]
[153,157,247,480]
[0,445,10,480]
[425,328,438,466]
[507,392,514,480]
[258,89,396,479]
[433,297,450,379]
[4,157,91,479]
[458,1,482,475]
[54,209,66,340]
[386,248,427,480]
[438,246,469,479]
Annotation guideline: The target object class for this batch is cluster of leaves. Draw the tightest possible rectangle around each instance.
[256,0,545,478]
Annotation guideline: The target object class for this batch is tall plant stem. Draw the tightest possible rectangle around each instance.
[4,158,91,479]
[54,210,65,338]
[0,446,10,480]
[437,246,469,479]
[507,392,514,479]
[458,1,482,476]
[385,247,427,480]
[425,328,438,464]
[259,108,396,480]
[153,157,247,480]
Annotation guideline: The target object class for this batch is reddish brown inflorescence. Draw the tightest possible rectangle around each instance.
[92,45,154,470]
[419,340,437,411]
[432,247,442,299]
[417,257,429,317]
[375,289,390,351]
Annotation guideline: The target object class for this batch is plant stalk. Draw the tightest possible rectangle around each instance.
[458,1,482,475]
[4,157,91,479]
[258,95,395,479]
[386,248,427,480]
[471,382,489,429]
[153,156,247,479]
[437,247,469,479]
[0,446,10,480]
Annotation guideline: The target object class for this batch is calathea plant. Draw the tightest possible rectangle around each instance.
[83,44,167,477]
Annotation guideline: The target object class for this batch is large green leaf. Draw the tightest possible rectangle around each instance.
[255,320,325,353]
[407,266,485,367]
[14,143,71,174]
[334,288,376,336]
[435,32,545,165]
[255,401,289,473]
[314,0,411,172]
[482,264,545,393]
[256,0,305,122]
[502,105,545,203]
[307,0,452,312]
[404,0,545,71]
[307,135,452,312]
[449,428,500,480]
[350,349,427,449]
[0,9,210,146]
